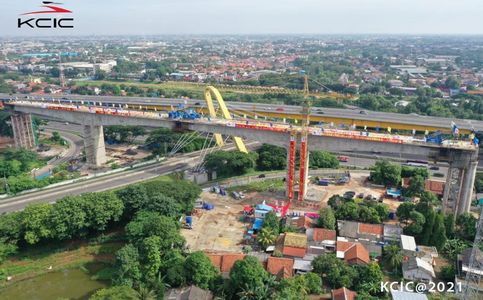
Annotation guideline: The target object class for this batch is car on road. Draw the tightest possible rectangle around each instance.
[276,107,284,112]
[359,110,367,114]
[258,174,266,178]
[337,155,349,162]
[429,166,440,170]
[194,102,201,105]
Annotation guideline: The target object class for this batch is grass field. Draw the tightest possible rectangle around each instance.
[0,233,123,287]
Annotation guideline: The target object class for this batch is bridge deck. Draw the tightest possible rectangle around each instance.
[7,100,478,152]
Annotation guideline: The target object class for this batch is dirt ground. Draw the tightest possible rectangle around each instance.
[182,191,248,252]
[183,172,405,252]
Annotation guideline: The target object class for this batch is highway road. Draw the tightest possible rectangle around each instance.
[2,93,482,132]
[0,142,259,213]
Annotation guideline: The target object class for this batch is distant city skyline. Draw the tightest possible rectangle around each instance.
[0,0,482,36]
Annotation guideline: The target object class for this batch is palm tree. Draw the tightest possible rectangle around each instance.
[383,244,403,274]
[135,285,157,300]
[257,227,277,250]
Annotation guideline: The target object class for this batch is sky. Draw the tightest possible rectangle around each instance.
[1,0,482,36]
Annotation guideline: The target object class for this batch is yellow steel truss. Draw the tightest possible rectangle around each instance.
[204,86,248,153]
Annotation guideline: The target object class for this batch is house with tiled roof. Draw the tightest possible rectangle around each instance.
[207,253,245,276]
[331,287,357,300]
[306,228,337,254]
[266,256,294,279]
[282,232,307,258]
[336,241,370,265]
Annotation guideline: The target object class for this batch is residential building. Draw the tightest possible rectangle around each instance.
[266,256,294,279]
[207,253,245,276]
[307,228,337,254]
[402,257,435,282]
[331,287,357,300]
[336,241,370,265]
[281,232,308,258]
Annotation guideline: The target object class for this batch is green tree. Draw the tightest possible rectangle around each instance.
[275,275,309,300]
[204,150,256,177]
[22,203,53,244]
[125,211,184,250]
[405,175,425,197]
[419,209,435,245]
[370,160,401,187]
[229,256,269,295]
[257,227,277,250]
[440,265,456,282]
[116,185,149,216]
[144,194,182,218]
[262,211,280,234]
[396,202,415,223]
[309,151,339,169]
[353,263,384,296]
[383,244,403,274]
[455,213,477,241]
[312,254,357,289]
[0,212,23,243]
[357,206,381,224]
[335,202,359,221]
[317,207,336,230]
[0,242,17,264]
[404,211,425,236]
[89,286,139,300]
[304,272,322,294]
[141,236,162,283]
[445,214,455,239]
[430,213,447,250]
[50,195,88,240]
[113,244,142,288]
[445,76,460,89]
[184,251,219,289]
[442,239,468,261]
[82,192,124,231]
[142,179,201,213]
[374,204,389,221]
[256,144,286,171]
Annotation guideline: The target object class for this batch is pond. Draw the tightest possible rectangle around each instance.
[0,265,108,300]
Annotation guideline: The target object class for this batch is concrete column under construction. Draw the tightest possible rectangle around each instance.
[298,135,310,201]
[11,114,36,149]
[442,149,479,216]
[456,160,478,215]
[83,125,106,167]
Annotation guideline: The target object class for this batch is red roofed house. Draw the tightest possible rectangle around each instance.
[336,241,370,265]
[331,287,357,300]
[358,223,384,238]
[207,253,245,275]
[425,180,445,196]
[307,228,337,254]
[266,256,294,279]
[282,233,307,258]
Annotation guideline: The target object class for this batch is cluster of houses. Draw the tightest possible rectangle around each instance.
[199,208,447,299]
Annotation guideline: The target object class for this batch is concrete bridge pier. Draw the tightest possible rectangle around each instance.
[83,125,106,168]
[457,160,478,215]
[442,149,479,216]
[11,113,35,149]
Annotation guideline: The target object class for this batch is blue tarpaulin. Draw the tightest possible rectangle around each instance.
[253,218,264,230]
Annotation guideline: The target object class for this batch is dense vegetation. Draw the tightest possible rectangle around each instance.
[0,149,79,195]
[327,194,389,224]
